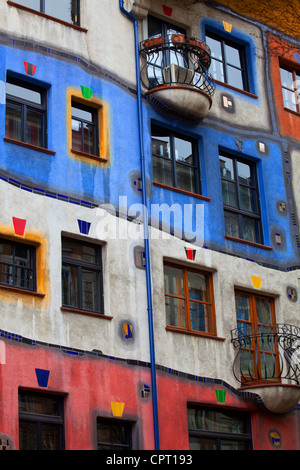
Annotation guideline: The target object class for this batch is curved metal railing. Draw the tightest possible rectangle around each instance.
[231,323,300,386]
[140,33,215,97]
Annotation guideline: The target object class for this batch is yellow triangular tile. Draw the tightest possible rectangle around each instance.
[251,275,262,289]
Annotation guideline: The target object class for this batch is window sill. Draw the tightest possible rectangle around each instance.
[0,284,45,298]
[7,1,88,32]
[214,80,258,99]
[61,306,113,319]
[153,182,211,201]
[283,107,300,117]
[71,148,108,163]
[166,325,225,341]
[4,137,56,155]
[225,235,273,250]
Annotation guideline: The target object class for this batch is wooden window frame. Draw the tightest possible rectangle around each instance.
[0,237,36,292]
[164,261,216,336]
[235,290,280,385]
[219,152,262,244]
[206,30,250,92]
[280,63,300,114]
[61,237,104,315]
[151,124,201,196]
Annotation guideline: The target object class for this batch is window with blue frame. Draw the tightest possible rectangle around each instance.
[206,30,249,92]
[10,0,80,26]
[219,152,262,244]
[164,262,216,335]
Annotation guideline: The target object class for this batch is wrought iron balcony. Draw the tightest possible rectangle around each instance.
[231,323,300,413]
[140,34,215,121]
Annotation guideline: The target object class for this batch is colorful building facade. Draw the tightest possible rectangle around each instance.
[0,0,299,450]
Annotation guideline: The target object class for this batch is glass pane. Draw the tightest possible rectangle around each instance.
[0,242,13,263]
[19,392,62,416]
[164,265,184,297]
[241,216,256,242]
[280,68,294,90]
[235,294,250,321]
[6,82,41,104]
[220,440,249,450]
[206,36,223,61]
[225,44,241,68]
[256,298,273,325]
[71,118,82,151]
[165,296,186,328]
[209,58,225,82]
[220,156,235,181]
[97,421,130,451]
[189,437,217,450]
[237,161,252,186]
[152,155,172,186]
[190,302,211,332]
[82,122,96,155]
[13,0,40,9]
[188,271,207,301]
[224,211,239,238]
[227,65,244,89]
[62,265,78,308]
[260,352,277,379]
[45,0,78,24]
[152,132,170,158]
[282,88,297,111]
[19,421,37,450]
[41,423,62,450]
[5,102,22,141]
[0,264,13,286]
[188,408,248,434]
[174,137,193,164]
[176,163,195,192]
[240,349,255,377]
[62,240,97,264]
[222,180,237,207]
[81,268,99,311]
[26,108,42,147]
[239,186,257,213]
[72,105,93,123]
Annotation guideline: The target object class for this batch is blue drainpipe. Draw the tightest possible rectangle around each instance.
[119,0,160,451]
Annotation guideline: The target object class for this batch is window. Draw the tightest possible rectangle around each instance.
[62,237,103,314]
[97,419,132,450]
[71,101,99,157]
[235,291,279,383]
[0,238,36,291]
[5,76,47,148]
[152,125,200,194]
[164,262,216,335]
[206,31,249,91]
[146,16,187,87]
[219,153,262,244]
[11,0,80,26]
[19,390,65,450]
[280,64,300,113]
[188,406,252,450]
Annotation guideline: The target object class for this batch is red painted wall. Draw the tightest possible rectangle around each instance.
[0,338,299,450]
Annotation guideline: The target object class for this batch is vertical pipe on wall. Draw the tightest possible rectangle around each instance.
[119,0,160,451]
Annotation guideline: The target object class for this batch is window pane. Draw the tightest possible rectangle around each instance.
[72,106,93,122]
[62,265,78,308]
[256,298,273,325]
[45,0,78,24]
[220,156,235,181]
[41,423,62,450]
[5,102,22,141]
[81,268,99,311]
[164,265,184,297]
[225,44,241,68]
[72,118,82,151]
[280,68,294,90]
[239,186,256,213]
[97,421,131,450]
[222,180,237,207]
[26,108,42,147]
[282,87,297,111]
[152,155,172,186]
[165,296,186,328]
[235,294,250,321]
[0,242,13,264]
[19,421,37,450]
[190,302,211,332]
[188,271,207,302]
[188,408,248,434]
[6,82,41,105]
[241,216,256,242]
[209,58,225,82]
[206,36,223,61]
[19,392,62,416]
[189,437,217,450]
[237,161,252,186]
[62,240,97,264]
[220,440,249,450]
[13,0,40,10]
[224,211,239,237]
[82,122,96,155]
[152,133,170,158]
[176,163,195,192]
[174,137,193,163]
[227,65,244,89]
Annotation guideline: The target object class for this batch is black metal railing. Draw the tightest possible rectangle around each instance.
[140,33,215,97]
[231,323,300,386]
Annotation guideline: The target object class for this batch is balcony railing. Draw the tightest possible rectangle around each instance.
[140,33,215,97]
[231,323,300,386]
